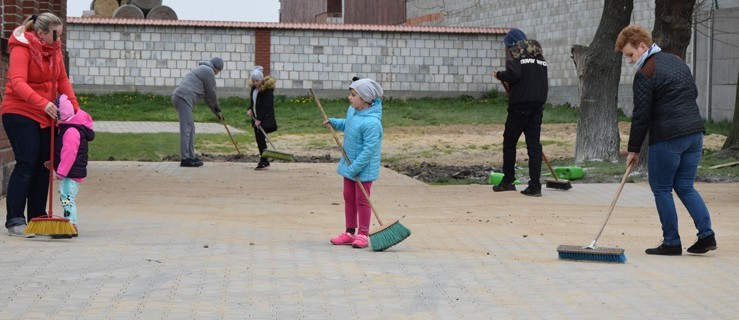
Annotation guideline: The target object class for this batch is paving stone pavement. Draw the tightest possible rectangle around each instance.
[1,161,738,319]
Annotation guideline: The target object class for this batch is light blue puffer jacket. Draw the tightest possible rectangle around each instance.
[328,99,383,182]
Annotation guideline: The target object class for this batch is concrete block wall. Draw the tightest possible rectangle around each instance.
[65,20,504,99]
[407,0,739,121]
[694,6,739,121]
[66,24,256,98]
[407,0,658,115]
[270,29,501,98]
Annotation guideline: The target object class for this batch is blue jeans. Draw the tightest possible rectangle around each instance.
[2,114,51,228]
[648,132,714,245]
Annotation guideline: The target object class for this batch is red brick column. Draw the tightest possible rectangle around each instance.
[255,29,271,76]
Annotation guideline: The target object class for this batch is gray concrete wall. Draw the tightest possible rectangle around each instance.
[66,21,505,100]
[407,0,739,121]
[694,6,739,121]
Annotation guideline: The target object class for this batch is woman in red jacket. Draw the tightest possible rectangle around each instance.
[1,13,80,237]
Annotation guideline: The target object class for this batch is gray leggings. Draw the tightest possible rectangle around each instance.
[172,95,196,159]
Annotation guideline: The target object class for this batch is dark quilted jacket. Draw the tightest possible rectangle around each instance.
[54,124,95,178]
[627,52,705,152]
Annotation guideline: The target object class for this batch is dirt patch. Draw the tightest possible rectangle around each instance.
[159,123,735,184]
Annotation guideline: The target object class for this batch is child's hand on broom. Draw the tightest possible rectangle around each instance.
[43,161,49,170]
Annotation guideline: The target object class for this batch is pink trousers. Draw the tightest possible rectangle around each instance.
[343,178,373,235]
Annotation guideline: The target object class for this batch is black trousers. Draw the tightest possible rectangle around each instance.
[502,110,542,189]
[253,127,269,164]
[3,114,51,228]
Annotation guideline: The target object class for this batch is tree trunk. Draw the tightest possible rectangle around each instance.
[573,0,633,163]
[717,71,739,158]
[652,0,696,60]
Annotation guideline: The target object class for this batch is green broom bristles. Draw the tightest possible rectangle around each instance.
[557,245,626,263]
[25,216,77,236]
[261,150,294,162]
[370,220,411,251]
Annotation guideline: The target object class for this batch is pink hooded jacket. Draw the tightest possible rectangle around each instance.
[55,94,94,182]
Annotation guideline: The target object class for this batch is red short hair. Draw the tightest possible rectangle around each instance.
[615,24,653,52]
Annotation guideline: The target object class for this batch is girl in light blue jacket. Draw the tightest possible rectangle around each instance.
[326,78,383,249]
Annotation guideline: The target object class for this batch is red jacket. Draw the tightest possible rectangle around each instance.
[1,26,79,128]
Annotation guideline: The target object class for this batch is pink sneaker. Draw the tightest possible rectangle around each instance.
[352,234,369,248]
[330,232,355,245]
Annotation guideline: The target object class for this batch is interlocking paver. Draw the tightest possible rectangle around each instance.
[0,160,737,319]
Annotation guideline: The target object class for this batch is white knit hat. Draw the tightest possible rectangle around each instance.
[251,66,264,81]
[349,78,383,103]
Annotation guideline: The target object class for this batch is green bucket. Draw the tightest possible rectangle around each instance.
[488,172,521,185]
[553,166,585,180]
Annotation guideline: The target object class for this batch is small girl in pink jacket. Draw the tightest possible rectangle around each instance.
[54,94,95,235]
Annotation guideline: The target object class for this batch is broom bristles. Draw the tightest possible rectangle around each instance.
[25,216,77,236]
[369,220,411,251]
[545,178,572,190]
[261,150,294,162]
[557,245,626,263]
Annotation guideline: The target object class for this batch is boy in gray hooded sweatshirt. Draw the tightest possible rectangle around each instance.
[172,57,225,167]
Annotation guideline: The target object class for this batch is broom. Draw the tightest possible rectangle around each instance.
[250,115,294,162]
[542,151,572,190]
[310,89,410,251]
[221,119,241,156]
[557,164,633,263]
[25,116,77,237]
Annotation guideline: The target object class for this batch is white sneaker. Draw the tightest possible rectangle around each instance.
[7,225,35,238]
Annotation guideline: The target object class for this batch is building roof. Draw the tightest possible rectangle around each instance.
[66,17,507,35]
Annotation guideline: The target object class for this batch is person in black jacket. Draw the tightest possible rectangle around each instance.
[246,66,278,170]
[616,24,716,256]
[492,28,548,197]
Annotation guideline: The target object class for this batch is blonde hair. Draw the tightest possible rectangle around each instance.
[23,12,63,34]
[615,24,653,52]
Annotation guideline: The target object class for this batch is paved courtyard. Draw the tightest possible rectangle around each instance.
[1,160,738,319]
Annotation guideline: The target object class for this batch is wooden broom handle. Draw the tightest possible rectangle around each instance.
[248,114,279,151]
[541,151,560,182]
[310,89,385,226]
[589,163,633,248]
[221,120,241,155]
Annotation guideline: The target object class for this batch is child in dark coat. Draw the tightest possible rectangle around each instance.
[246,66,278,170]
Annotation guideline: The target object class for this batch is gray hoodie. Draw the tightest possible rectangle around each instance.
[172,61,221,113]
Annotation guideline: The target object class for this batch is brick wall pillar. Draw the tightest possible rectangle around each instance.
[255,29,271,76]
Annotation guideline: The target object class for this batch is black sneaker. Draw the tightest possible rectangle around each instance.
[645,243,682,256]
[492,183,516,192]
[520,187,542,197]
[180,158,203,167]
[687,235,717,254]
[255,162,270,170]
